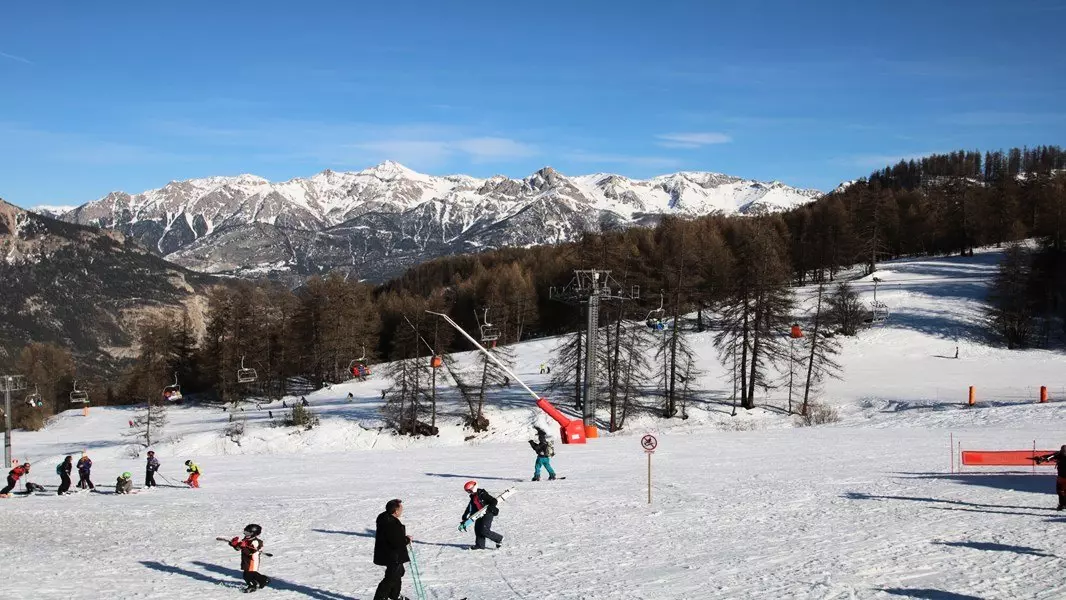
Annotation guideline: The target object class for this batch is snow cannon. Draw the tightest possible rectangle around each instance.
[536,397,586,444]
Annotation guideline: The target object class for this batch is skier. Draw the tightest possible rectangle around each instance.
[226,524,270,593]
[373,498,412,600]
[76,453,95,490]
[1034,445,1066,509]
[116,472,133,494]
[0,462,30,497]
[460,481,503,550]
[184,460,201,488]
[145,450,160,488]
[539,364,546,375]
[529,426,557,481]
[347,392,354,402]
[57,455,73,495]
[301,397,309,407]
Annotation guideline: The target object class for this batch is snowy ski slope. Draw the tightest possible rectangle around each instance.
[3,248,1066,599]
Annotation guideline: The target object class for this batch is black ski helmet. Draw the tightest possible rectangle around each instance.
[243,524,262,537]
[185,460,192,466]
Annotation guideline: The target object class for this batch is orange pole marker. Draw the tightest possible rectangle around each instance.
[1040,386,1048,403]
[968,386,975,406]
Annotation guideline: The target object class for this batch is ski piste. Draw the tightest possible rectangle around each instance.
[458,487,517,532]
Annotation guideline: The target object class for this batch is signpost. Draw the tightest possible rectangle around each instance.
[641,434,657,504]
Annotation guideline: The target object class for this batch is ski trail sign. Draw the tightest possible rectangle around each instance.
[458,487,518,531]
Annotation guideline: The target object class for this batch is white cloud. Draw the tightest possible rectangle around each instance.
[0,51,32,65]
[655,132,732,149]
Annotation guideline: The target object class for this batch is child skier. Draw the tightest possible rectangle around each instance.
[225,524,270,593]
[57,455,73,495]
[1034,445,1066,509]
[460,481,503,550]
[528,426,557,481]
[184,460,201,488]
[0,462,30,497]
[145,451,159,488]
[116,472,133,494]
[76,454,94,490]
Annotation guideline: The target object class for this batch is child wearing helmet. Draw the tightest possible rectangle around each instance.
[116,472,133,494]
[227,524,270,593]
[145,451,160,488]
[460,481,504,550]
[184,460,201,488]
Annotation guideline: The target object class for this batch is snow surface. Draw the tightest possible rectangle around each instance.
[4,249,1066,599]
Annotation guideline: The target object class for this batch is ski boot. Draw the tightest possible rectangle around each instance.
[531,476,540,481]
[242,584,258,593]
[548,474,556,480]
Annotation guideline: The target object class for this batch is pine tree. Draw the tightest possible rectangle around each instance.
[987,244,1034,348]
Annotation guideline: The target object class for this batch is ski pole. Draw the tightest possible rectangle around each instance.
[407,543,428,600]
[215,537,273,557]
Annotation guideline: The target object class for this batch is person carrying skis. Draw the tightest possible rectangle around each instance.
[529,426,557,481]
[460,481,503,550]
[76,453,95,490]
[145,451,159,488]
[0,462,30,497]
[57,455,73,495]
[373,498,412,600]
[227,524,270,593]
[184,460,201,488]
[1034,445,1066,509]
[116,472,133,494]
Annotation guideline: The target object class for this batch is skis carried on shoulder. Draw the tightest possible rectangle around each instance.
[215,537,273,557]
[458,487,518,532]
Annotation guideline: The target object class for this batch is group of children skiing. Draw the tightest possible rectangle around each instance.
[0,450,204,498]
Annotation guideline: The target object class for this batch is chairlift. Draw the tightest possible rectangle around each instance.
[237,356,258,384]
[645,291,666,330]
[347,345,372,379]
[871,301,890,324]
[69,380,89,404]
[25,385,42,408]
[162,372,183,402]
[476,308,501,344]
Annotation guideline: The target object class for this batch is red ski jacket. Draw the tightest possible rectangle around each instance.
[8,466,27,480]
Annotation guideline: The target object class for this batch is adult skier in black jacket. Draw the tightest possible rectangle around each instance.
[56,455,73,495]
[373,498,411,600]
[461,481,503,550]
[1034,445,1066,510]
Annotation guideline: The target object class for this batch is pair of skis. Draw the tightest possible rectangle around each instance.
[458,487,518,532]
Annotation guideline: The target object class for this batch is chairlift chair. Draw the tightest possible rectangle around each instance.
[69,380,89,404]
[476,308,501,344]
[162,372,183,402]
[348,345,371,378]
[25,385,42,408]
[645,291,666,330]
[236,356,258,384]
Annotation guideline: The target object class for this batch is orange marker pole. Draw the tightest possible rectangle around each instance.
[1040,386,1048,403]
[968,386,975,407]
[950,433,954,474]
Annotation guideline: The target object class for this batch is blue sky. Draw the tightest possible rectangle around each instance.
[2,0,1065,206]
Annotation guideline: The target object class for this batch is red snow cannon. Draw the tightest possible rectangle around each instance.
[536,397,586,444]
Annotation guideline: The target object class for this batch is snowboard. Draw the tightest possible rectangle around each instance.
[459,487,518,532]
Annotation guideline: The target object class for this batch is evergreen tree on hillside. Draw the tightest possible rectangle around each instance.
[987,244,1035,348]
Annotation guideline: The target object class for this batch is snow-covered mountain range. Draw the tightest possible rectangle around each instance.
[53,162,823,282]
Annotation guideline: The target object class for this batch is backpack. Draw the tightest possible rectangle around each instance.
[546,440,555,457]
[56,463,63,475]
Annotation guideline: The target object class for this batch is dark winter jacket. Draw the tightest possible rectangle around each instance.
[1038,451,1066,477]
[373,512,410,566]
[57,459,72,476]
[77,457,92,474]
[230,536,265,572]
[146,457,160,472]
[116,477,133,494]
[462,489,499,521]
[529,439,550,458]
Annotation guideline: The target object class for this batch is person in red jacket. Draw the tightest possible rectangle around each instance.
[0,462,30,497]
[228,524,270,593]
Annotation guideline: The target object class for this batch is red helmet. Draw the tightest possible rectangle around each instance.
[463,480,477,493]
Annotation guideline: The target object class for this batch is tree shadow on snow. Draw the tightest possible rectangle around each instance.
[313,528,374,538]
[140,561,242,589]
[933,540,1054,557]
[843,491,1045,513]
[877,587,983,599]
[896,472,1053,495]
[191,561,359,600]
[425,472,524,482]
